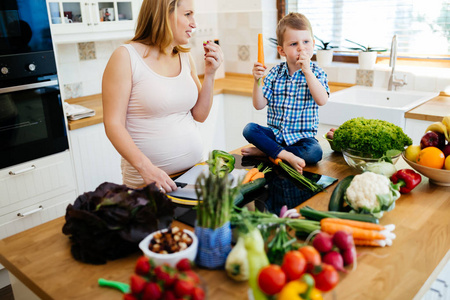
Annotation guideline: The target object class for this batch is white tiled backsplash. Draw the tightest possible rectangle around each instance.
[54,0,449,100]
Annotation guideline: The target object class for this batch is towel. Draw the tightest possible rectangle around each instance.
[64,102,95,121]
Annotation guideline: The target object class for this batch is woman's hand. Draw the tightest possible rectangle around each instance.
[141,165,177,193]
[252,62,266,82]
[203,41,224,75]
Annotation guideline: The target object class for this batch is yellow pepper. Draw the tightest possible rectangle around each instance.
[277,274,323,300]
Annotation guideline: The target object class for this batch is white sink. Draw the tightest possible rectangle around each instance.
[319,86,439,128]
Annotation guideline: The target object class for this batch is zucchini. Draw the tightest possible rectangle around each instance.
[301,206,378,224]
[328,175,354,211]
[299,207,336,221]
[233,178,266,206]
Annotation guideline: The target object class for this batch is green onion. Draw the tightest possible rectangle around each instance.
[278,161,324,193]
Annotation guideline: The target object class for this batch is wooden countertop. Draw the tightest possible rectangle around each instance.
[0,147,448,300]
[69,73,450,130]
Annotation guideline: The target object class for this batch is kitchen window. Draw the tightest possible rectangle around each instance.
[281,0,450,65]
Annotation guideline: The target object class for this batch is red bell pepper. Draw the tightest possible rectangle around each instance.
[391,169,421,193]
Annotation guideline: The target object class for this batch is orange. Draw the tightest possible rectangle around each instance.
[417,147,445,169]
[445,156,450,170]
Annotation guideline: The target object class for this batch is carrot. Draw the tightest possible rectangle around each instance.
[269,157,282,166]
[242,167,259,184]
[250,172,265,181]
[258,33,265,66]
[320,221,386,240]
[320,218,385,231]
[353,239,383,247]
[257,33,265,86]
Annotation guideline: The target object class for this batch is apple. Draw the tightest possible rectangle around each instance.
[420,132,445,149]
[443,144,450,158]
[405,145,422,162]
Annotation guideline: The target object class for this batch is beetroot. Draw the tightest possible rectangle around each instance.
[341,247,356,266]
[312,232,333,253]
[332,230,354,251]
[322,251,345,272]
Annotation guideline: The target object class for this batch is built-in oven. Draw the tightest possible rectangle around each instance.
[0,0,69,169]
[0,75,68,169]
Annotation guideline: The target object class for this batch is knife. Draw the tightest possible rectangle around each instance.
[175,182,195,189]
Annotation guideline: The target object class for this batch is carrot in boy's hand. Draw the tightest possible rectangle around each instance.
[258,33,265,66]
[257,33,264,86]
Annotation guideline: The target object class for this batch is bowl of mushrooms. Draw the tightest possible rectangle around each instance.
[139,226,198,267]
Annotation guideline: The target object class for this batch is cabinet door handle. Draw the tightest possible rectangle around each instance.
[17,205,44,218]
[9,165,36,175]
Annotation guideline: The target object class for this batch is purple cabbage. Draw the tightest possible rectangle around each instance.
[62,182,175,264]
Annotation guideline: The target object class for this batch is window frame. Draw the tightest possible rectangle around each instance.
[278,0,450,68]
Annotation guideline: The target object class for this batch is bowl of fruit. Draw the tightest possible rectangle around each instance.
[403,116,450,186]
[139,226,198,267]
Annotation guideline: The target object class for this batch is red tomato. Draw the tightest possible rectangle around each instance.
[257,264,286,295]
[298,245,321,272]
[281,251,306,281]
[312,263,339,292]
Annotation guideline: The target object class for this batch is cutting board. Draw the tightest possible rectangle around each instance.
[167,165,247,200]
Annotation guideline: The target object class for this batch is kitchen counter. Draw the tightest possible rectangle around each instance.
[0,146,448,300]
[66,73,449,130]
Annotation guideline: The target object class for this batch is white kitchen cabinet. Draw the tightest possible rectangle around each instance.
[47,0,141,43]
[197,94,227,158]
[0,151,77,240]
[404,118,434,145]
[223,94,267,151]
[69,123,122,194]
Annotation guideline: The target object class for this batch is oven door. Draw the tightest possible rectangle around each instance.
[0,77,69,169]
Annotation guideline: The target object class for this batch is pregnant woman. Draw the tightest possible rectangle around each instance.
[102,0,223,192]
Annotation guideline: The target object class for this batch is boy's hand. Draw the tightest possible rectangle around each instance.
[252,62,266,82]
[296,52,311,73]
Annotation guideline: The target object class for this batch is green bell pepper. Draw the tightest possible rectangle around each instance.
[207,150,235,177]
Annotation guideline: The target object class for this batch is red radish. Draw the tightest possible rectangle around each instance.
[312,232,333,253]
[332,230,354,251]
[322,251,345,272]
[341,247,356,266]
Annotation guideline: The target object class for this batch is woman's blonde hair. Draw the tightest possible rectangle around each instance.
[131,0,189,54]
[276,13,313,46]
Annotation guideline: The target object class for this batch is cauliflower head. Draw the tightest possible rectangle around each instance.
[344,172,400,218]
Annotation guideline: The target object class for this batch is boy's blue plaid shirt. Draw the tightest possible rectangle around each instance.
[262,62,329,146]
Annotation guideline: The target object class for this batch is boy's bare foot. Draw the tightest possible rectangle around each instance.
[278,150,306,173]
[241,146,266,157]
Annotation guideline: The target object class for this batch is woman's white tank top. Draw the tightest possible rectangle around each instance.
[120,44,203,188]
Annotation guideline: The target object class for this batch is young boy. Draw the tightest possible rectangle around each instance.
[242,12,329,173]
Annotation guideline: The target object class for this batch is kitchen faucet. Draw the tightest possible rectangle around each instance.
[388,35,407,91]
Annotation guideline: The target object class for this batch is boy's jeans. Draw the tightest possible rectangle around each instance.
[242,122,323,164]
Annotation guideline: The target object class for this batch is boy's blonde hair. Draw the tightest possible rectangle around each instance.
[131,0,189,55]
[276,13,313,46]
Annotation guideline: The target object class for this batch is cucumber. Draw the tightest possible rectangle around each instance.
[328,175,354,212]
[233,178,266,206]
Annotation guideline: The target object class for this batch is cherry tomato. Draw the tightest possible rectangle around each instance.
[281,250,306,281]
[298,245,321,272]
[312,263,339,292]
[257,264,287,295]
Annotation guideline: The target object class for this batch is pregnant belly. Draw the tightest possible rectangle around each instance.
[130,119,204,175]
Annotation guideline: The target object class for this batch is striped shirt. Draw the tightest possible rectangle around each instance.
[262,62,329,146]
